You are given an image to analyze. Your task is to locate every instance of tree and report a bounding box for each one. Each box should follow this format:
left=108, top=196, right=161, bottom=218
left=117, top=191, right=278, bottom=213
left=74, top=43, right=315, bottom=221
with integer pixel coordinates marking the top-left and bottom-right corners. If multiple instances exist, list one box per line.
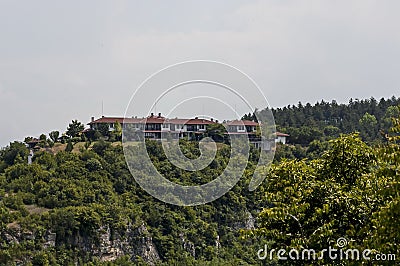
left=248, top=133, right=379, bottom=264
left=323, top=125, right=341, bottom=138
left=66, top=120, right=84, bottom=138
left=38, top=134, right=48, bottom=148
left=382, top=105, right=400, bottom=130
left=92, top=140, right=111, bottom=156
left=114, top=121, right=122, bottom=141
left=98, top=123, right=110, bottom=137
left=84, top=140, right=91, bottom=150
left=47, top=139, right=54, bottom=148
left=65, top=140, right=73, bottom=152
left=0, top=142, right=29, bottom=166
left=321, top=133, right=375, bottom=185
left=206, top=123, right=226, bottom=142
left=109, top=121, right=122, bottom=142
left=86, top=158, right=103, bottom=171
left=49, top=131, right=59, bottom=143
left=24, top=136, right=33, bottom=143
left=359, top=112, right=378, bottom=141
left=33, top=151, right=57, bottom=170
left=39, top=134, right=47, bottom=142
left=366, top=107, right=400, bottom=255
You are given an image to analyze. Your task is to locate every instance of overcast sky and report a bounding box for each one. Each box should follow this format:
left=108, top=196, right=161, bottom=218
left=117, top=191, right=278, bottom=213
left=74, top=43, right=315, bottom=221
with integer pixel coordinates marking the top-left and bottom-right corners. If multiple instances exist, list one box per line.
left=1, top=0, right=399, bottom=147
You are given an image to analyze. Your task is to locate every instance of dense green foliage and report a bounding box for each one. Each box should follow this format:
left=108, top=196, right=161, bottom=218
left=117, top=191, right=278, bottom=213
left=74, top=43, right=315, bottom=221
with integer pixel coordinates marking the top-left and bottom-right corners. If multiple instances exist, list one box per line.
left=0, top=98, right=399, bottom=265
left=0, top=141, right=265, bottom=265
left=256, top=96, right=400, bottom=162
left=257, top=96, right=400, bottom=145
left=245, top=107, right=400, bottom=265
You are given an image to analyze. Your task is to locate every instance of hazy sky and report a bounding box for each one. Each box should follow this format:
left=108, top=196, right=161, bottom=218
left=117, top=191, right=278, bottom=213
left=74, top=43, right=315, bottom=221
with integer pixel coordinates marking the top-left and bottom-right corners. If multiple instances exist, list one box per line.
left=1, top=0, right=399, bottom=147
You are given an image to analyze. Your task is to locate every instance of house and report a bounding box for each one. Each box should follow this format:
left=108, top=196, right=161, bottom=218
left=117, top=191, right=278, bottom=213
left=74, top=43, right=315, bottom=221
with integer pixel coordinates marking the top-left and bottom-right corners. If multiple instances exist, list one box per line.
left=224, top=120, right=258, bottom=134
left=276, top=132, right=289, bottom=144
left=88, top=113, right=217, bottom=140
left=88, top=113, right=288, bottom=146
left=88, top=116, right=134, bottom=131
left=224, top=120, right=260, bottom=144
left=25, top=138, right=40, bottom=149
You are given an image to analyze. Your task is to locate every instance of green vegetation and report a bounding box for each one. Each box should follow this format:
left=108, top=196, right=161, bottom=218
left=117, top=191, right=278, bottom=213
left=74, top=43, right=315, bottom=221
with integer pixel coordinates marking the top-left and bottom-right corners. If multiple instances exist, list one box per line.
left=266, top=96, right=400, bottom=145
left=0, top=98, right=399, bottom=265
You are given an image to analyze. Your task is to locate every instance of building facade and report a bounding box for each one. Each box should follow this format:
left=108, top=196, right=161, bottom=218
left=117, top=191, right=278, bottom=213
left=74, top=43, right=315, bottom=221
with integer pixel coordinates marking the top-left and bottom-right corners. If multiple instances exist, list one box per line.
left=88, top=113, right=289, bottom=147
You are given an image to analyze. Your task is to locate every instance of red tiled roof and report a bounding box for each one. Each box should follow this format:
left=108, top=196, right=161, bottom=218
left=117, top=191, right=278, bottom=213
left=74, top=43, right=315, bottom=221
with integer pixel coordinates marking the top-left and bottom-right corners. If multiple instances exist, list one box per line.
left=89, top=116, right=267, bottom=129
left=88, top=116, right=145, bottom=125
left=89, top=116, right=215, bottom=125
left=169, top=118, right=215, bottom=125
left=141, top=116, right=166, bottom=124
left=276, top=132, right=289, bottom=137
left=124, top=117, right=144, bottom=123
left=89, top=117, right=125, bottom=125
left=225, top=120, right=259, bottom=126
left=143, top=130, right=162, bottom=133
left=225, top=132, right=255, bottom=135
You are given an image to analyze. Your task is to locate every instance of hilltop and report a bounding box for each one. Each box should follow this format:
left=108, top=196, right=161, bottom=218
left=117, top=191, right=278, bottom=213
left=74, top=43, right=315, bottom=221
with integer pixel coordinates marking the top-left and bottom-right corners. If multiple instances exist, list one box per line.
left=0, top=97, right=399, bottom=265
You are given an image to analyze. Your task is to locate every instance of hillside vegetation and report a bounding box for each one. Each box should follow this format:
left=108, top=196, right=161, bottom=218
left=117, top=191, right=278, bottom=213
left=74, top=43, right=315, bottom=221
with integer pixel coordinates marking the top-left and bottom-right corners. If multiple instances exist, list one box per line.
left=0, top=98, right=399, bottom=265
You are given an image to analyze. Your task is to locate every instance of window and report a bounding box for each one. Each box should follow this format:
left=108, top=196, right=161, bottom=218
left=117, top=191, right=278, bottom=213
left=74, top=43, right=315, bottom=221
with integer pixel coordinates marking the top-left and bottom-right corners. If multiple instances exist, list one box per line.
left=199, top=124, right=205, bottom=129
left=162, top=123, right=169, bottom=128
left=238, top=125, right=245, bottom=131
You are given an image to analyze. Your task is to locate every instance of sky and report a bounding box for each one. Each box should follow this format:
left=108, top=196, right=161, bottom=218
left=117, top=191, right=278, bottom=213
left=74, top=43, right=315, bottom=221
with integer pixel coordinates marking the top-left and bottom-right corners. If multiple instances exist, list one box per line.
left=0, top=0, right=399, bottom=147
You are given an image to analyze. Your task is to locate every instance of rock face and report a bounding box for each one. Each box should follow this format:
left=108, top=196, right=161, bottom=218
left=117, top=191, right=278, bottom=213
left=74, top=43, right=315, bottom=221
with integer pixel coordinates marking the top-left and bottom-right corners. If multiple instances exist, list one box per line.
left=3, top=212, right=256, bottom=265
left=43, top=230, right=56, bottom=249
left=2, top=222, right=160, bottom=265
left=244, top=211, right=255, bottom=230
left=89, top=223, right=160, bottom=264
left=232, top=210, right=256, bottom=230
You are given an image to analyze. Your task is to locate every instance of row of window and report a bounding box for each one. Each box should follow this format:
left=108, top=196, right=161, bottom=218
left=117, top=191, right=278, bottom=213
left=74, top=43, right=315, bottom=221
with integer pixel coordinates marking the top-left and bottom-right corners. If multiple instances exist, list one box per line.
left=228, top=125, right=256, bottom=132
left=94, top=123, right=254, bottom=132
left=94, top=123, right=207, bottom=131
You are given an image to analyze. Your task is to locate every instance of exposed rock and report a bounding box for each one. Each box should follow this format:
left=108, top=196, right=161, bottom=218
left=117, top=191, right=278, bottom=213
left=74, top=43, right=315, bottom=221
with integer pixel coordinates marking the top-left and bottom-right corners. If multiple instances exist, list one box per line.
left=91, top=223, right=160, bottom=265
left=22, top=230, right=34, bottom=240
left=245, top=211, right=255, bottom=230
left=3, top=232, right=19, bottom=245
left=130, top=223, right=160, bottom=264
left=179, top=232, right=196, bottom=257
left=43, top=230, right=56, bottom=249
left=232, top=210, right=256, bottom=230
left=3, top=221, right=160, bottom=265
left=215, top=235, right=221, bottom=249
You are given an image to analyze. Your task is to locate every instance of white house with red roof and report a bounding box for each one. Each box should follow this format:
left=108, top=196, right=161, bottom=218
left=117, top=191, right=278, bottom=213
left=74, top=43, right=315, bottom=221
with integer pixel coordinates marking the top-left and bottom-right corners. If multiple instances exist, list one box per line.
left=89, top=113, right=217, bottom=140
left=276, top=132, right=289, bottom=144
left=224, top=120, right=258, bottom=134
left=88, top=113, right=289, bottom=145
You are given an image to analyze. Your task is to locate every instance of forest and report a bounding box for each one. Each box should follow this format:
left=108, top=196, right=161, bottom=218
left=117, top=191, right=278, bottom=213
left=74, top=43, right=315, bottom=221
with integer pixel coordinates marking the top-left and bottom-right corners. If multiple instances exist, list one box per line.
left=0, top=97, right=399, bottom=265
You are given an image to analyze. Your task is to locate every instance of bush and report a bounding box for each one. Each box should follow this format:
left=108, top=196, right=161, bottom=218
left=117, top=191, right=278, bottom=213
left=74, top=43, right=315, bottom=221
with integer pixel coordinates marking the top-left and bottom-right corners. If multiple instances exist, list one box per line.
left=92, top=141, right=111, bottom=156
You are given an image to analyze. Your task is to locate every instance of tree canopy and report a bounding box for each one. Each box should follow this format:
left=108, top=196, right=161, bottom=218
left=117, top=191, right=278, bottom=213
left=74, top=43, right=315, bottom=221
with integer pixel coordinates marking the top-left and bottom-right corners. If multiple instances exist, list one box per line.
left=0, top=99, right=399, bottom=265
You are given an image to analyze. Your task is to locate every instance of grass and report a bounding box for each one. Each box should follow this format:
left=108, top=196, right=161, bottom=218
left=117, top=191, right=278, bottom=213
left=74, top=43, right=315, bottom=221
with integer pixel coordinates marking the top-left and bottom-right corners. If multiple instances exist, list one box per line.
left=40, top=141, right=123, bottom=154
left=24, top=204, right=50, bottom=215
